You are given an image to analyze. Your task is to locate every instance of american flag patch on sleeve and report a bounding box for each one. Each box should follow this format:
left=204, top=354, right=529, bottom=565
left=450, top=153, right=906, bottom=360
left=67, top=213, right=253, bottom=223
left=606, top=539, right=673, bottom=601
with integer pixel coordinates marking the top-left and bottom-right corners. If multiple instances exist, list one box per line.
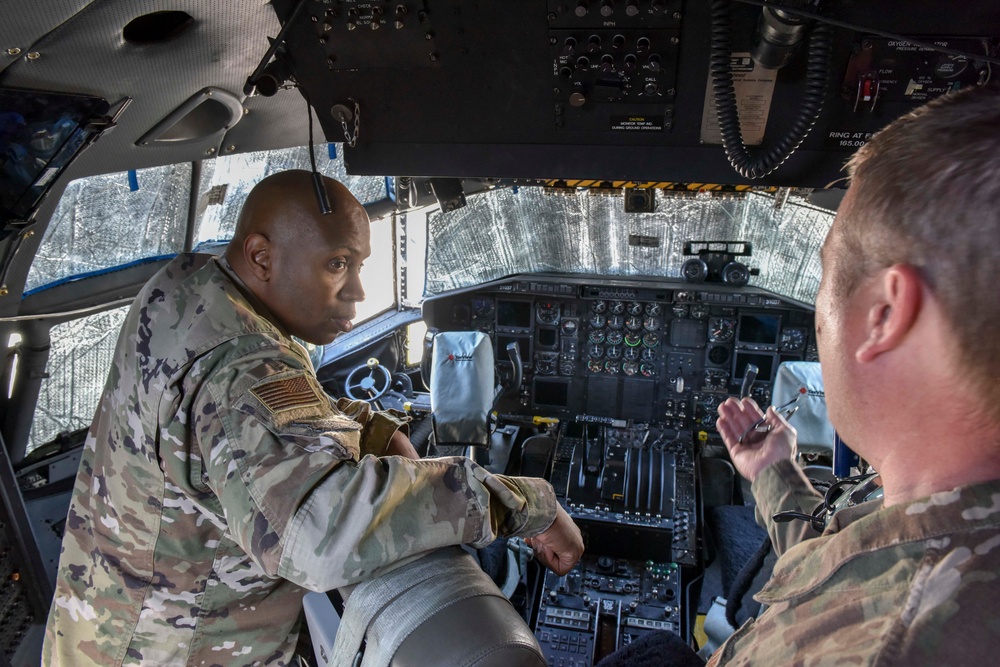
left=249, top=373, right=325, bottom=415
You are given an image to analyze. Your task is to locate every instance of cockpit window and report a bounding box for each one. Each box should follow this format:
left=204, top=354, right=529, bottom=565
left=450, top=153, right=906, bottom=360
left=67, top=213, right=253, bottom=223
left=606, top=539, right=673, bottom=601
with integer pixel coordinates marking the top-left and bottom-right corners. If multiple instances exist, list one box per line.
left=25, top=164, right=191, bottom=292
left=194, top=143, right=386, bottom=244
left=27, top=305, right=128, bottom=452
left=25, top=144, right=386, bottom=293
left=425, top=189, right=833, bottom=305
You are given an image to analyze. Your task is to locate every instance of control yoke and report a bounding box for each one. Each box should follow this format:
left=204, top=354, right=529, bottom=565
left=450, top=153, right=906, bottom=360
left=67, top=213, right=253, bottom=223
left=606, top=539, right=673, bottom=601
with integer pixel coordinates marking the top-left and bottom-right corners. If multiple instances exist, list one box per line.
left=500, top=342, right=523, bottom=399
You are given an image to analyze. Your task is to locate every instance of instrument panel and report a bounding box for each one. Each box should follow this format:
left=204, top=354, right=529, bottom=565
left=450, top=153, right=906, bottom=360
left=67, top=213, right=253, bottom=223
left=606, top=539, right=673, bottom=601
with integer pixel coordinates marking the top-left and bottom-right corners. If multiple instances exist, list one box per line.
left=423, top=274, right=817, bottom=431
left=422, top=273, right=816, bottom=661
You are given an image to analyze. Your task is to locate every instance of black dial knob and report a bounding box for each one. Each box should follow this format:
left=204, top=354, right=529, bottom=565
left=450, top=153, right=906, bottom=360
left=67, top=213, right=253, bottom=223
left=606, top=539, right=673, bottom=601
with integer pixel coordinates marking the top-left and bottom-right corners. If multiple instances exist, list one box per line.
left=576, top=1, right=589, bottom=17
left=600, top=1, right=614, bottom=17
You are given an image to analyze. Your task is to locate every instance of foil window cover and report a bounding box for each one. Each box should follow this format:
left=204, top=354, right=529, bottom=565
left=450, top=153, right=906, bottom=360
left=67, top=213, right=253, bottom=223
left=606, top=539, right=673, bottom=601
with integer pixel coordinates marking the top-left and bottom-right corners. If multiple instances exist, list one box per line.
left=26, top=164, right=191, bottom=291
left=425, top=189, right=834, bottom=305
left=27, top=306, right=127, bottom=452
left=195, top=143, right=386, bottom=243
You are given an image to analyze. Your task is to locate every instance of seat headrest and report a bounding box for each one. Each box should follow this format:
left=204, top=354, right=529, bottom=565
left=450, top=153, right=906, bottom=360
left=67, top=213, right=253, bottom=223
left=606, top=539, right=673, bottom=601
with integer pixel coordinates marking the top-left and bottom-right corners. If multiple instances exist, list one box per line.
left=772, top=361, right=834, bottom=452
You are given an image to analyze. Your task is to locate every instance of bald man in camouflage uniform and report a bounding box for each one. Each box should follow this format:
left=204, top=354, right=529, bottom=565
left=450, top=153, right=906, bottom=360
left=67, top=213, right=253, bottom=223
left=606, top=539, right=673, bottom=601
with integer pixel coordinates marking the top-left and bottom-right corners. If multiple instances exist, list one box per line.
left=43, top=171, right=583, bottom=666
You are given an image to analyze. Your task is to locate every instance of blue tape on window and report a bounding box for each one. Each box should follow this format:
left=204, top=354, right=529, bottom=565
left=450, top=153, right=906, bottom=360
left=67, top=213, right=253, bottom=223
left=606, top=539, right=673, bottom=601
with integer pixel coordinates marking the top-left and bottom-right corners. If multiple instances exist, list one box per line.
left=386, top=177, right=396, bottom=203
left=127, top=170, right=139, bottom=192
left=328, top=143, right=337, bottom=160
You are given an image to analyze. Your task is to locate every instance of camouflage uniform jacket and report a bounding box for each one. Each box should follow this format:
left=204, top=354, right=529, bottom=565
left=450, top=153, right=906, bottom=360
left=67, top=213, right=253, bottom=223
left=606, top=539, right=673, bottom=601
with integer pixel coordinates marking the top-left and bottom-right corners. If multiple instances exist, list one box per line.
left=43, top=253, right=557, bottom=667
left=711, top=458, right=1000, bottom=666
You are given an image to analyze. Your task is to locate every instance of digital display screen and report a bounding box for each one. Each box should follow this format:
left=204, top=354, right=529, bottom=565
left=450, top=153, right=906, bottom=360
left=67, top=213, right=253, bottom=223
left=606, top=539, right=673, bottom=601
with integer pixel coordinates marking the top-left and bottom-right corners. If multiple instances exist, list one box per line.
left=734, top=352, right=775, bottom=381
left=537, top=327, right=558, bottom=348
left=496, top=334, right=530, bottom=363
left=738, top=314, right=780, bottom=345
left=534, top=379, right=569, bottom=407
left=496, top=300, right=532, bottom=328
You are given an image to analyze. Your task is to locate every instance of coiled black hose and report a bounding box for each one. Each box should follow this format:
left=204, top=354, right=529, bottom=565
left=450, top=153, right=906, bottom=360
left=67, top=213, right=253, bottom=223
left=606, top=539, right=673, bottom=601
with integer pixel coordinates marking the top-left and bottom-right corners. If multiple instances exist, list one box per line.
left=710, top=0, right=833, bottom=179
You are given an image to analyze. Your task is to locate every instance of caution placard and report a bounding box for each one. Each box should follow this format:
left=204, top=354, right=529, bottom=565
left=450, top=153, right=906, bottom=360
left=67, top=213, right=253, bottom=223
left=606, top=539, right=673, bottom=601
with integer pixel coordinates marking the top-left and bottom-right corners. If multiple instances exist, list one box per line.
left=700, top=53, right=778, bottom=146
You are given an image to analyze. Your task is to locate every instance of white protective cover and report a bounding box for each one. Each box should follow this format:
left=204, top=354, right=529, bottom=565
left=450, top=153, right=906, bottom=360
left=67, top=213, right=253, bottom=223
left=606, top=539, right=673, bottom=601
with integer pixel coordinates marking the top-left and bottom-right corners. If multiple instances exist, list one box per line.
left=431, top=331, right=495, bottom=446
left=772, top=361, right=834, bottom=454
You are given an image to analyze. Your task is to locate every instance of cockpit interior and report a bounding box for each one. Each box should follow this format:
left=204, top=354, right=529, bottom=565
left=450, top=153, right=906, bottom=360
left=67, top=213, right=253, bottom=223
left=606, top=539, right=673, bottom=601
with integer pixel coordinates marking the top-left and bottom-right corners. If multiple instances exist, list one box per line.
left=1, top=0, right=997, bottom=664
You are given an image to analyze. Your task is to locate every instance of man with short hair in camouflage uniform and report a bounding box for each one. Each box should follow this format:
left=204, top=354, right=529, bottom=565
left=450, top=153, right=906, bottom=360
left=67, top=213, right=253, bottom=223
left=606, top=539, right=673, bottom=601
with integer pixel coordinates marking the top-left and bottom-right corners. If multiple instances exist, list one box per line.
left=42, top=170, right=584, bottom=666
left=710, top=86, right=1000, bottom=664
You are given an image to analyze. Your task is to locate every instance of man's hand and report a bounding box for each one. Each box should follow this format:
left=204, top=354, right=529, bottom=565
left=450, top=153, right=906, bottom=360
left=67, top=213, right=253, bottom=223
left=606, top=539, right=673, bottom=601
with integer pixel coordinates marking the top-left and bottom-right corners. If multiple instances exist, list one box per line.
left=525, top=504, right=584, bottom=576
left=716, top=397, right=797, bottom=483
left=385, top=430, right=420, bottom=460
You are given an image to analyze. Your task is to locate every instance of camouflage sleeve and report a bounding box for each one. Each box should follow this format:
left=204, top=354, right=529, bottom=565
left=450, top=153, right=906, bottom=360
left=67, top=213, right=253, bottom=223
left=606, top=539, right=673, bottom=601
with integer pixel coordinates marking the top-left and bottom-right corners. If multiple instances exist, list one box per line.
left=750, top=458, right=825, bottom=556
left=196, top=354, right=557, bottom=592
left=335, top=397, right=411, bottom=457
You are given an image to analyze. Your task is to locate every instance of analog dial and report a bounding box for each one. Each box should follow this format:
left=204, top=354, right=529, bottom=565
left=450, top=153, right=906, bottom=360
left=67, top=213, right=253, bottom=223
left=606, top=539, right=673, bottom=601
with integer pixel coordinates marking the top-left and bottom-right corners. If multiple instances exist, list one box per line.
left=536, top=302, right=560, bottom=325
left=589, top=344, right=605, bottom=358
left=672, top=303, right=689, bottom=318
left=606, top=345, right=623, bottom=360
left=642, top=332, right=660, bottom=348
left=643, top=316, right=662, bottom=331
left=624, top=346, right=641, bottom=361
left=589, top=329, right=606, bottom=344
left=690, top=303, right=709, bottom=320
left=780, top=328, right=807, bottom=351
left=604, top=360, right=622, bottom=374
left=708, top=317, right=736, bottom=342
left=645, top=302, right=662, bottom=316
left=588, top=359, right=604, bottom=373
left=608, top=315, right=625, bottom=330
left=591, top=300, right=608, bottom=314
left=640, top=363, right=657, bottom=377
left=606, top=330, right=624, bottom=345
left=609, top=300, right=626, bottom=314
left=590, top=313, right=606, bottom=328
left=561, top=319, right=579, bottom=335
left=625, top=316, right=642, bottom=331
left=627, top=301, right=644, bottom=316
left=623, top=360, right=639, bottom=376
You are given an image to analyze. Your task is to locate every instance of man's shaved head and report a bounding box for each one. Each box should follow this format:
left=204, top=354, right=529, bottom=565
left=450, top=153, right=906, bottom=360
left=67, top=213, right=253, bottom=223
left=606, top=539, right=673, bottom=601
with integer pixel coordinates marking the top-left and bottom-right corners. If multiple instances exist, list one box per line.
left=226, top=170, right=372, bottom=345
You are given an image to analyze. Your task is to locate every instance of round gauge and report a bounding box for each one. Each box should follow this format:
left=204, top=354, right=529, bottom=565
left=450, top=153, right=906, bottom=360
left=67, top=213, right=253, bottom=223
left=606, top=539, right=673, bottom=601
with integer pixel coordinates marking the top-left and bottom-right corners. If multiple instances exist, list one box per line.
left=624, top=346, right=641, bottom=361
left=588, top=329, right=606, bottom=344
left=627, top=301, right=644, bottom=316
left=708, top=317, right=735, bottom=342
left=589, top=344, right=605, bottom=358
left=642, top=332, right=660, bottom=348
left=623, top=360, right=639, bottom=376
left=701, top=394, right=720, bottom=410
left=624, top=332, right=642, bottom=347
left=607, top=345, right=623, bottom=360
left=606, top=330, right=624, bottom=345
left=536, top=302, right=560, bottom=325
left=643, top=316, right=662, bottom=331
left=588, top=359, right=604, bottom=373
left=780, top=328, right=806, bottom=351
left=640, top=363, right=657, bottom=377
left=591, top=300, right=608, bottom=314
left=609, top=301, right=626, bottom=314
left=642, top=347, right=657, bottom=362
left=471, top=297, right=494, bottom=318
left=625, top=316, right=642, bottom=331
left=561, top=319, right=579, bottom=335
left=590, top=313, right=606, bottom=328
left=604, top=360, right=622, bottom=374
left=608, top=315, right=625, bottom=330
left=672, top=303, right=689, bottom=318
left=690, top=304, right=709, bottom=320
left=535, top=355, right=558, bottom=375
left=704, top=369, right=728, bottom=391
left=645, top=302, right=662, bottom=317
left=708, top=345, right=730, bottom=366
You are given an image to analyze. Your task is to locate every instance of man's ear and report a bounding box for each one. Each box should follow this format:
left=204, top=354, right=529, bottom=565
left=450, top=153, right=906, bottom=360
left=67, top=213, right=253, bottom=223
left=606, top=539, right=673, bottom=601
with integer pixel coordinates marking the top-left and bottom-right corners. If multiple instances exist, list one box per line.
left=244, top=233, right=272, bottom=282
left=856, top=264, right=922, bottom=363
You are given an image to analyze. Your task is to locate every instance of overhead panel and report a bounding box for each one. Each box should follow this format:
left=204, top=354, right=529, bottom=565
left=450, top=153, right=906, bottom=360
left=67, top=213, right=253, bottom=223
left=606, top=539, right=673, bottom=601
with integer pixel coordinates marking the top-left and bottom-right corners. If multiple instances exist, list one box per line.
left=274, top=0, right=1000, bottom=187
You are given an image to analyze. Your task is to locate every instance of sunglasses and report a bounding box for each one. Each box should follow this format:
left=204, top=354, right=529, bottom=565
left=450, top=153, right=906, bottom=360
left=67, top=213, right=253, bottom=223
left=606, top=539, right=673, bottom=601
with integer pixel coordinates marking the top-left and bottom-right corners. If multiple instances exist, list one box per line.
left=736, top=391, right=803, bottom=445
